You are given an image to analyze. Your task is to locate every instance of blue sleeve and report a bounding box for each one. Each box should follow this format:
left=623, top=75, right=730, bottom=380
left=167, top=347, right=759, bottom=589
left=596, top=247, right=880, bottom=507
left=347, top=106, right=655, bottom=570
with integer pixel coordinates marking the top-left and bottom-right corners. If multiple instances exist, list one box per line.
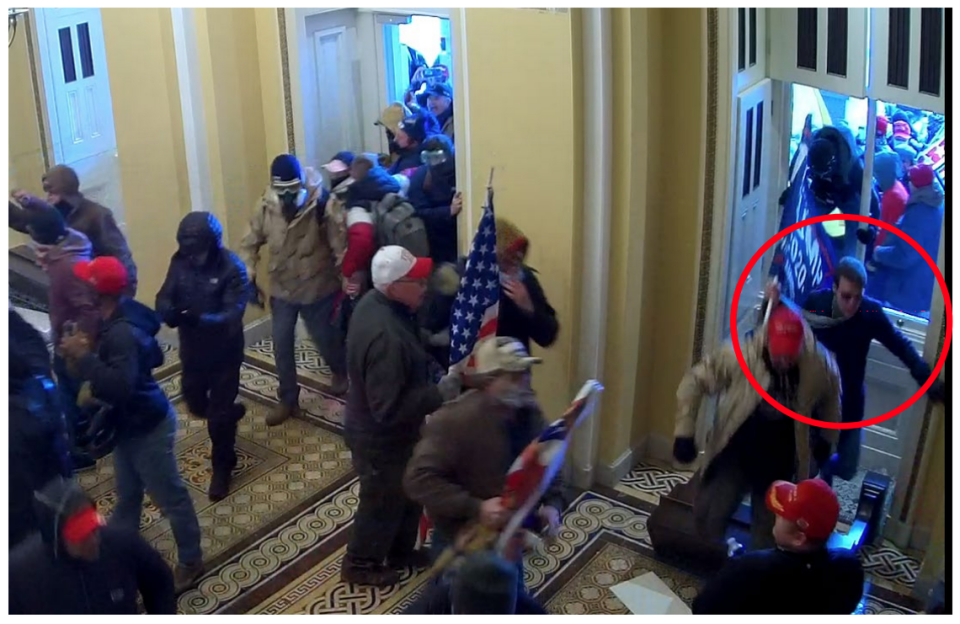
left=873, top=213, right=923, bottom=269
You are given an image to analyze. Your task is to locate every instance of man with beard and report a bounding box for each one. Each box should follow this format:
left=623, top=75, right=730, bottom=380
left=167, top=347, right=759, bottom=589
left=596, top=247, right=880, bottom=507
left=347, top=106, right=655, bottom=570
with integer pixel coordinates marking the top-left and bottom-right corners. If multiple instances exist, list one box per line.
left=673, top=305, right=841, bottom=550
left=156, top=212, right=250, bottom=500
left=407, top=134, right=461, bottom=265
left=9, top=477, right=175, bottom=614
left=342, top=246, right=462, bottom=586
left=770, top=260, right=945, bottom=484
left=240, top=154, right=348, bottom=424
left=11, top=165, right=138, bottom=296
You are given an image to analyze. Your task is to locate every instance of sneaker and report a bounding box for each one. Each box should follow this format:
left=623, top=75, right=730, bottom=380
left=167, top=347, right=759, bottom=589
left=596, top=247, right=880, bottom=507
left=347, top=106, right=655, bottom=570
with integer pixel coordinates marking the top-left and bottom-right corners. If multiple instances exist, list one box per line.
left=341, top=561, right=399, bottom=588
left=208, top=469, right=232, bottom=502
left=387, top=549, right=433, bottom=570
left=329, top=374, right=348, bottom=396
left=174, top=561, right=206, bottom=593
left=266, top=403, right=299, bottom=427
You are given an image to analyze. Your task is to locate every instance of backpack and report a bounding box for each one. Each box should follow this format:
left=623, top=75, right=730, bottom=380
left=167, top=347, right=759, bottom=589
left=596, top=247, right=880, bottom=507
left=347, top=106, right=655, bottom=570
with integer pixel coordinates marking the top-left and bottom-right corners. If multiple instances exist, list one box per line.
left=373, top=193, right=431, bottom=257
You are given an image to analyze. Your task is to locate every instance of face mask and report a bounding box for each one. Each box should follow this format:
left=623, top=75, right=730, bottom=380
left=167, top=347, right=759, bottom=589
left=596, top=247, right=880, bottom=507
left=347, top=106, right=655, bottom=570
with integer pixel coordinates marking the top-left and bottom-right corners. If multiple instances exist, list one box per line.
left=496, top=385, right=535, bottom=410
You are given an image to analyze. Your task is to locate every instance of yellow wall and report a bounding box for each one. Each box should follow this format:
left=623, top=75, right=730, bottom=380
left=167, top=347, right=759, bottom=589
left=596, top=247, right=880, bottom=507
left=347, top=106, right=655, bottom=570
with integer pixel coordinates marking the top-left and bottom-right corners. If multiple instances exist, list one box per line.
left=458, top=8, right=581, bottom=420
left=8, top=18, right=44, bottom=248
left=913, top=406, right=946, bottom=546
left=101, top=8, right=191, bottom=302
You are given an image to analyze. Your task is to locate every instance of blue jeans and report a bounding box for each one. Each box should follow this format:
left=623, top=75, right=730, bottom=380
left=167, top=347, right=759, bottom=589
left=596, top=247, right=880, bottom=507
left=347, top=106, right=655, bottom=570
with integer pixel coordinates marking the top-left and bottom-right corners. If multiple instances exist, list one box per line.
left=52, top=355, right=82, bottom=448
left=110, top=412, right=203, bottom=566
left=271, top=294, right=347, bottom=405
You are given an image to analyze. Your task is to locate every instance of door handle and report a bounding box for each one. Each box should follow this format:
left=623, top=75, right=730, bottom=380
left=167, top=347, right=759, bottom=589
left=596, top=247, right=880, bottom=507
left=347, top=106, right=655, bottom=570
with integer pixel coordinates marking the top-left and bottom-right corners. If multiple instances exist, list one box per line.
left=896, top=318, right=905, bottom=328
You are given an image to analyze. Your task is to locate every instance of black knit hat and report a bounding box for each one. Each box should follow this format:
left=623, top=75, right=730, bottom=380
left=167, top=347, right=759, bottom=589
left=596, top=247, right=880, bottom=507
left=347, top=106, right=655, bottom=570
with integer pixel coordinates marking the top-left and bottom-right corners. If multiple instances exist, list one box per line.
left=451, top=551, right=519, bottom=614
left=27, top=205, right=68, bottom=245
left=271, top=154, right=304, bottom=185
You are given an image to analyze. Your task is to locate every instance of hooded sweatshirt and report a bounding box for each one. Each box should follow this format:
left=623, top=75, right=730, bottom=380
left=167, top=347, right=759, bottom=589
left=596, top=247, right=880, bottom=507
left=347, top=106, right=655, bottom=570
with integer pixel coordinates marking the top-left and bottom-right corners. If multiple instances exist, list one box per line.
left=74, top=298, right=170, bottom=438
left=9, top=478, right=175, bottom=614
left=32, top=228, right=99, bottom=344
left=156, top=212, right=250, bottom=365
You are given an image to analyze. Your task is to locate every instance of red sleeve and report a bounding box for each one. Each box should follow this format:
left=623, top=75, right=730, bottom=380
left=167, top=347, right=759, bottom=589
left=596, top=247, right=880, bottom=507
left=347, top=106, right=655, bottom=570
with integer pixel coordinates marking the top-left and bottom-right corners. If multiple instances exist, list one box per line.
left=342, top=207, right=376, bottom=278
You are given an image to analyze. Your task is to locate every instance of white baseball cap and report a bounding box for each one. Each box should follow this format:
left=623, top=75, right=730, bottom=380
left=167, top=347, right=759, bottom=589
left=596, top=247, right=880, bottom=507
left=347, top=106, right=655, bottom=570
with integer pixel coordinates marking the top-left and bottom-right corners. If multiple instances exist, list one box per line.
left=371, top=245, right=433, bottom=291
left=473, top=336, right=543, bottom=375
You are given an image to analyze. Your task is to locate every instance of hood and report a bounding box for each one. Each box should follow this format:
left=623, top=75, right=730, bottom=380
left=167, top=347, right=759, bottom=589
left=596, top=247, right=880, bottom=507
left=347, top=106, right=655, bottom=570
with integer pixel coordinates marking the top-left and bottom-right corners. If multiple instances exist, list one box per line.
left=352, top=166, right=402, bottom=201
left=112, top=298, right=164, bottom=369
left=176, top=211, right=223, bottom=251
left=810, top=125, right=858, bottom=186
left=31, top=228, right=92, bottom=270
left=33, top=477, right=92, bottom=559
left=906, top=181, right=945, bottom=209
left=873, top=151, right=903, bottom=192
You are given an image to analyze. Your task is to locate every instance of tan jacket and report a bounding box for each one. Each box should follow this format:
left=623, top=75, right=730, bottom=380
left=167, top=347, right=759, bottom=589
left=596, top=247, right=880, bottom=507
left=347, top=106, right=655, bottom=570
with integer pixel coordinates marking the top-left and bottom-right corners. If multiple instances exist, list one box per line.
left=675, top=323, right=841, bottom=480
left=239, top=168, right=340, bottom=304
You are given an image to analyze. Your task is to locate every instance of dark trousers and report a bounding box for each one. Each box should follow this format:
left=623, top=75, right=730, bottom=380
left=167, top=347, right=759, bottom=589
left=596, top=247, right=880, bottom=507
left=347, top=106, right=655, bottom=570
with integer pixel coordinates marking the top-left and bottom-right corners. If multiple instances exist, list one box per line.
left=271, top=294, right=347, bottom=406
left=695, top=415, right=796, bottom=551
left=53, top=355, right=87, bottom=465
left=344, top=443, right=421, bottom=567
left=181, top=349, right=243, bottom=473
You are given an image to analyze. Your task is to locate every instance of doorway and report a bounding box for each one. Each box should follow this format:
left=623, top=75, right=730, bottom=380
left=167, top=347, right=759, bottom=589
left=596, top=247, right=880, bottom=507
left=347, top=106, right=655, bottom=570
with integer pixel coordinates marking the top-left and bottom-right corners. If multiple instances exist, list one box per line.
left=32, top=8, right=124, bottom=227
left=291, top=8, right=453, bottom=171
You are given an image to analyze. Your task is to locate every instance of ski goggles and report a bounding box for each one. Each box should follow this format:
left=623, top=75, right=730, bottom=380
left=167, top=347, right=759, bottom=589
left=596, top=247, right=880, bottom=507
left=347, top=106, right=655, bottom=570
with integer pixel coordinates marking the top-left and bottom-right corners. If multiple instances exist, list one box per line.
left=421, top=149, right=450, bottom=167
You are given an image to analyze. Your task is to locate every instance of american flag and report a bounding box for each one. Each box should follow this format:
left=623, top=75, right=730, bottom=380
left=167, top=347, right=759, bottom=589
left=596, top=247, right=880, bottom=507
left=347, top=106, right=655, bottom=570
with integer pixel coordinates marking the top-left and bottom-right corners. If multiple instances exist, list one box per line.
left=448, top=202, right=500, bottom=373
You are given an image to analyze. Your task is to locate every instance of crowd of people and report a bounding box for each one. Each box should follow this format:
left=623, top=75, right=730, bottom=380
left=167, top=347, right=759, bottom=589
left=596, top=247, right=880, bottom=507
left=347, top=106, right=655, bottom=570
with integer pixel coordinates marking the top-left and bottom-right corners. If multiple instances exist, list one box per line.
left=6, top=80, right=946, bottom=614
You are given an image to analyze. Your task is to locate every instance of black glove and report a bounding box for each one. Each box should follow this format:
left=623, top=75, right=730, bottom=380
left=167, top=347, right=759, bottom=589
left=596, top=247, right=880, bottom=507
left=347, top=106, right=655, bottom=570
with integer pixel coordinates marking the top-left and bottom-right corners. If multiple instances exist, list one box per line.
left=163, top=309, right=181, bottom=329
left=927, top=379, right=946, bottom=404
left=180, top=308, right=201, bottom=328
left=856, top=227, right=876, bottom=246
left=811, top=435, right=832, bottom=467
left=673, top=437, right=698, bottom=464
left=778, top=186, right=792, bottom=207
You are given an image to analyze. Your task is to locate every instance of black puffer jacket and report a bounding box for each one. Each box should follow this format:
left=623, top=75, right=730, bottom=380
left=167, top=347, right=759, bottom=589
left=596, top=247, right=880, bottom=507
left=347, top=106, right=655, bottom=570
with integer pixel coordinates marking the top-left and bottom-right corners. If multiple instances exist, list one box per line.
left=9, top=478, right=175, bottom=614
left=74, top=298, right=170, bottom=439
left=9, top=309, right=72, bottom=548
left=408, top=162, right=458, bottom=265
left=345, top=290, right=443, bottom=453
left=389, top=147, right=424, bottom=174
left=155, top=212, right=250, bottom=365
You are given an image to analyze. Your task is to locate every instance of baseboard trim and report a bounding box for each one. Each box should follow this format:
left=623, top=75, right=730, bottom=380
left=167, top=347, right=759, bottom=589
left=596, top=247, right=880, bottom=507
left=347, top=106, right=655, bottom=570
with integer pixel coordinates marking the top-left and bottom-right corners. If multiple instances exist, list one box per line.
left=596, top=447, right=636, bottom=488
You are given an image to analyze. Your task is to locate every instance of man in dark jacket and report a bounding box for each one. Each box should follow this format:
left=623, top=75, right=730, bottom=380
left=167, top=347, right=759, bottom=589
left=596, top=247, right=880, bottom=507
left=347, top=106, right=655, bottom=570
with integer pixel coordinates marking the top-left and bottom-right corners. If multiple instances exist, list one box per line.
left=9, top=477, right=175, bottom=614
left=407, top=134, right=460, bottom=265
left=693, top=478, right=864, bottom=614
left=404, top=336, right=563, bottom=614
left=11, top=164, right=138, bottom=295
left=779, top=259, right=945, bottom=482
left=494, top=218, right=560, bottom=354
left=24, top=207, right=100, bottom=470
left=58, top=256, right=204, bottom=592
left=425, top=82, right=455, bottom=142
left=342, top=245, right=462, bottom=586
left=156, top=212, right=250, bottom=501
left=388, top=110, right=441, bottom=175
left=9, top=308, right=73, bottom=549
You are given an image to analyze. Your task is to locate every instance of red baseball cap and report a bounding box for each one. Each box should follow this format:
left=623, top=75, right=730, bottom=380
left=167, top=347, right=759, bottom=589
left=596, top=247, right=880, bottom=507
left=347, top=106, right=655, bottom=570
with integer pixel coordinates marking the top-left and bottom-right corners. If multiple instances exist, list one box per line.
left=767, top=306, right=805, bottom=359
left=62, top=505, right=106, bottom=545
left=73, top=256, right=129, bottom=296
left=909, top=163, right=935, bottom=189
left=766, top=478, right=839, bottom=541
left=875, top=116, right=888, bottom=137
left=892, top=120, right=912, bottom=140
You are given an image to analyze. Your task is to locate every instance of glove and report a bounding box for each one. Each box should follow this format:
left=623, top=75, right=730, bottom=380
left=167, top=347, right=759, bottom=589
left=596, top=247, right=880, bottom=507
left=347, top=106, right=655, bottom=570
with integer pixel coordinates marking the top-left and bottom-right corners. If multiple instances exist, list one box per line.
left=163, top=308, right=181, bottom=328
left=778, top=186, right=791, bottom=207
left=180, top=308, right=201, bottom=328
left=927, top=379, right=946, bottom=404
left=673, top=437, right=698, bottom=464
left=856, top=227, right=876, bottom=246
left=437, top=372, right=462, bottom=402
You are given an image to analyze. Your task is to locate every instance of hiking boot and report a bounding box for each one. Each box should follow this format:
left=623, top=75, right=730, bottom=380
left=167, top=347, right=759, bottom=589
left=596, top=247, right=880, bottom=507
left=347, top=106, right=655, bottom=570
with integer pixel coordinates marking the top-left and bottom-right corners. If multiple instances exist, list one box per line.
left=341, top=561, right=399, bottom=588
left=266, top=403, right=299, bottom=427
left=174, top=561, right=206, bottom=593
left=329, top=374, right=348, bottom=396
left=387, top=549, right=433, bottom=570
left=208, top=469, right=233, bottom=502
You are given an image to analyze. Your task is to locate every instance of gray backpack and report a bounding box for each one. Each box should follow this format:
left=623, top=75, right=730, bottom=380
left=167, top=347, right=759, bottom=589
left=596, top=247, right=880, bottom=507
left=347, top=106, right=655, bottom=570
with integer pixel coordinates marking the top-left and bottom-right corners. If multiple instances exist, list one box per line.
left=372, top=193, right=431, bottom=258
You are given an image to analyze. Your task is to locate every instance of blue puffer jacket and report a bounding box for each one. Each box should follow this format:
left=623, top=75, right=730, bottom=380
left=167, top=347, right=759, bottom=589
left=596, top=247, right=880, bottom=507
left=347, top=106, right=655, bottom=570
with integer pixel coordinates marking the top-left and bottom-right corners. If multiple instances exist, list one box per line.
left=872, top=183, right=944, bottom=316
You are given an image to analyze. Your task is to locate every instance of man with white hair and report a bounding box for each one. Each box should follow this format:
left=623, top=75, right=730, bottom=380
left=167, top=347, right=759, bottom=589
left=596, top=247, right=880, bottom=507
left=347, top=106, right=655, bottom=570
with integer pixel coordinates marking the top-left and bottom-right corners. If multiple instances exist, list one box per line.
left=341, top=245, right=461, bottom=586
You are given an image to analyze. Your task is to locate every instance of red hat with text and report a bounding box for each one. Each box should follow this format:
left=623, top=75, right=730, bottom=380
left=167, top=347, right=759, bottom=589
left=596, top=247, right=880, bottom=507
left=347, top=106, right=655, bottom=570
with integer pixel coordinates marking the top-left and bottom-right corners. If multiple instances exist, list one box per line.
left=766, top=478, right=840, bottom=541
left=908, top=163, right=935, bottom=189
left=766, top=305, right=805, bottom=359
left=371, top=245, right=433, bottom=292
left=73, top=256, right=129, bottom=296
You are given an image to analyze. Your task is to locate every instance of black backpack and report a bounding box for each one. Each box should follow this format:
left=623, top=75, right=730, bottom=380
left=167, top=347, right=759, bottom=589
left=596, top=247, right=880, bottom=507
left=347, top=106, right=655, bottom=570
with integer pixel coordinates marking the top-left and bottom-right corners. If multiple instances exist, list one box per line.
left=373, top=193, right=431, bottom=258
